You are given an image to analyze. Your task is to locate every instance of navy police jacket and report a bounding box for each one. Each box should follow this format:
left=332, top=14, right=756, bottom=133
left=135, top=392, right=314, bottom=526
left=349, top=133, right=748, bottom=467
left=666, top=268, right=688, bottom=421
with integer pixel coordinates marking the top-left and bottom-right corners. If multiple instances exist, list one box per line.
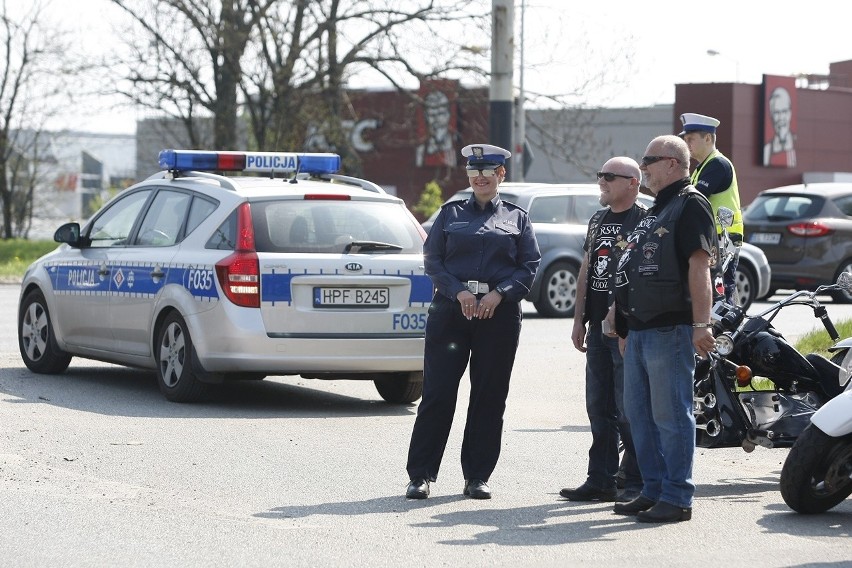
left=424, top=194, right=540, bottom=303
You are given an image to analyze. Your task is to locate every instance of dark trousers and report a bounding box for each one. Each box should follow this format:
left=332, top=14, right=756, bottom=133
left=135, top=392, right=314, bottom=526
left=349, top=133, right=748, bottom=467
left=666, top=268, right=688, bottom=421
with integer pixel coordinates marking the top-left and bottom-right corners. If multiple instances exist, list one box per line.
left=406, top=294, right=522, bottom=482
left=585, top=323, right=642, bottom=492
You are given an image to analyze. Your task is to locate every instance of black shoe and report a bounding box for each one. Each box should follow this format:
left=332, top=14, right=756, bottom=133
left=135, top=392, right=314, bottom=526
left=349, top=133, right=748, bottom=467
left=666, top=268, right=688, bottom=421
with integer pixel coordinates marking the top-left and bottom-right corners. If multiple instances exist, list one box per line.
left=463, top=479, right=492, bottom=499
left=636, top=501, right=691, bottom=523
left=406, top=478, right=430, bottom=499
left=559, top=482, right=618, bottom=502
left=613, top=495, right=656, bottom=515
left=615, top=489, right=641, bottom=503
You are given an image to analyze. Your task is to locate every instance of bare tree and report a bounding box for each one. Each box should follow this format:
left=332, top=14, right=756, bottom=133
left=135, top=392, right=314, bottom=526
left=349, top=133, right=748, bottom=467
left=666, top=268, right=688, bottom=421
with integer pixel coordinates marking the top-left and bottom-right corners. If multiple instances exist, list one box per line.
left=0, top=0, right=72, bottom=239
left=109, top=0, right=482, bottom=158
left=243, top=1, right=482, bottom=171
left=109, top=0, right=278, bottom=149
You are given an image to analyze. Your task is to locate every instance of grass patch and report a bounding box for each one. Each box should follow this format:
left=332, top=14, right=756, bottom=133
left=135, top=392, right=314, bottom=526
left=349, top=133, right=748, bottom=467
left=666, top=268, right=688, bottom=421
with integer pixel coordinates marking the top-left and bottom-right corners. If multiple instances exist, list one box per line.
left=0, top=239, right=59, bottom=281
left=794, top=319, right=852, bottom=359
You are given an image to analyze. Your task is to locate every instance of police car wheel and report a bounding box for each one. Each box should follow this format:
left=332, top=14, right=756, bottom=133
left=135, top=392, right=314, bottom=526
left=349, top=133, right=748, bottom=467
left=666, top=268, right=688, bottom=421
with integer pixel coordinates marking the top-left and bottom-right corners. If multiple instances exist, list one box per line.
left=156, top=312, right=207, bottom=402
left=374, top=371, right=423, bottom=404
left=18, top=289, right=72, bottom=374
left=533, top=261, right=578, bottom=318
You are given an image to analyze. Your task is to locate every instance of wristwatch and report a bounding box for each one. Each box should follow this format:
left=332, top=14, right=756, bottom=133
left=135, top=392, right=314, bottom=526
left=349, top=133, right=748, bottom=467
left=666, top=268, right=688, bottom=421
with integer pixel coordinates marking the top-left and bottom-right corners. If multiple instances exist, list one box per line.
left=495, top=286, right=506, bottom=298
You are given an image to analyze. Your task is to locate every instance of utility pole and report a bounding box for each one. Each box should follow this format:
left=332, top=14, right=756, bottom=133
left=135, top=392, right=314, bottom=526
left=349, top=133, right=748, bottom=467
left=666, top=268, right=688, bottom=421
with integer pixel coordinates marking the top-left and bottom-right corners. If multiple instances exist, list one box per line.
left=490, top=0, right=514, bottom=180
left=515, top=0, right=525, bottom=181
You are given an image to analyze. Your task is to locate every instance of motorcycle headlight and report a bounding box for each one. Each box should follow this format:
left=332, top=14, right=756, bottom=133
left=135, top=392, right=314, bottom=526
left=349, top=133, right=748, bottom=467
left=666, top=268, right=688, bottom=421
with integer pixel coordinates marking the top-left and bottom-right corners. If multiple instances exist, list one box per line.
left=715, top=333, right=735, bottom=356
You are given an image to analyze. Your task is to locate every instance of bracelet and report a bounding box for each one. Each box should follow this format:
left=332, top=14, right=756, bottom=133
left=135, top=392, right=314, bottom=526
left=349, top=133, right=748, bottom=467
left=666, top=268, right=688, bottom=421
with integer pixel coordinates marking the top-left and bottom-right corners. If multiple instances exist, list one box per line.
left=692, top=322, right=712, bottom=328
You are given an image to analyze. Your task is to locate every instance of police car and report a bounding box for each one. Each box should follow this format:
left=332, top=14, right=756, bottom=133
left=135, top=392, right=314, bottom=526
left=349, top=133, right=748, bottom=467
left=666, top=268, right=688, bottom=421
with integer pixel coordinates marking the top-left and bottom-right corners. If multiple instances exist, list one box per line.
left=18, top=150, right=431, bottom=403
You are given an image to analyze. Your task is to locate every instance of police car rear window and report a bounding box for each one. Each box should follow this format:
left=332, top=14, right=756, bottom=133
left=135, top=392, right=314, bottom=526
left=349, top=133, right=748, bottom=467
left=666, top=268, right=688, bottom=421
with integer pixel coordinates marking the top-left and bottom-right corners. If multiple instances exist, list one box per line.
left=251, top=200, right=423, bottom=254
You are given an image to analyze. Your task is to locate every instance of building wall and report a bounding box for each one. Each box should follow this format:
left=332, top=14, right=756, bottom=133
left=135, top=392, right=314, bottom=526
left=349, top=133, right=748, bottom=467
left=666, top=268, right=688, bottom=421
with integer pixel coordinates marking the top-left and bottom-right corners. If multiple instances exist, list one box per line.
left=675, top=80, right=852, bottom=206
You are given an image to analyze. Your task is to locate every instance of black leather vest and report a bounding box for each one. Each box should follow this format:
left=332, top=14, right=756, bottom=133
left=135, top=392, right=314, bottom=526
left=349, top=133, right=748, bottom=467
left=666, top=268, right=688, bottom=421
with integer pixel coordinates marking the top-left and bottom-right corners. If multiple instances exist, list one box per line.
left=615, top=187, right=700, bottom=323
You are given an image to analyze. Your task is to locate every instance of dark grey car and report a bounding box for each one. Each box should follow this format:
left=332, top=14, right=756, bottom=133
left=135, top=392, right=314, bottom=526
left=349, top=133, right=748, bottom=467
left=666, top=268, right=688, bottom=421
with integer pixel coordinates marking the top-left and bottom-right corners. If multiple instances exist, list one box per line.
left=744, top=182, right=852, bottom=302
left=424, top=183, right=771, bottom=317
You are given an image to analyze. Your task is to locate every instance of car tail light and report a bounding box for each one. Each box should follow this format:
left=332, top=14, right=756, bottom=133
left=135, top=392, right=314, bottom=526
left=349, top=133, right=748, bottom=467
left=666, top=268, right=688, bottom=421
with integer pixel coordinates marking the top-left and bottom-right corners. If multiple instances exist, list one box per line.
left=215, top=203, right=260, bottom=308
left=787, top=221, right=833, bottom=237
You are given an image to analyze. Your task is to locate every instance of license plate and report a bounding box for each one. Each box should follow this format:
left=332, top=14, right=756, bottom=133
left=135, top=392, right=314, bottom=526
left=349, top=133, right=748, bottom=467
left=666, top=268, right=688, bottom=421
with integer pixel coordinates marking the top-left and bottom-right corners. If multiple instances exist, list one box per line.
left=749, top=232, right=781, bottom=245
left=313, top=287, right=389, bottom=308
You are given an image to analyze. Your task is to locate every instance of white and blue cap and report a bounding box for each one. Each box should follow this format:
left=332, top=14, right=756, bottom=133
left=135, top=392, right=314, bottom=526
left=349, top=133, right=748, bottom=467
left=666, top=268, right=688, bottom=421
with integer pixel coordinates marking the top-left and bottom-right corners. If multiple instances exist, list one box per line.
left=678, top=113, right=720, bottom=137
left=461, top=143, right=511, bottom=169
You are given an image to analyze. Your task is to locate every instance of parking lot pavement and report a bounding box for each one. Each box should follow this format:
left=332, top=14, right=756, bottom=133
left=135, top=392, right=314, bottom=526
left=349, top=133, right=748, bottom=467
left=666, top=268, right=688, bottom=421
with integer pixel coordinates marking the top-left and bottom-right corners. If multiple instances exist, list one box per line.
left=0, top=289, right=850, bottom=566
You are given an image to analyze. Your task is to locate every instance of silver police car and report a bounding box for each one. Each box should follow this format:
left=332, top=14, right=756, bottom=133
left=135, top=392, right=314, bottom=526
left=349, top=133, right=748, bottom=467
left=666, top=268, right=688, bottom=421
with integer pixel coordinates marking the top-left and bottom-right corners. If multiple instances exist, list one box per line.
left=18, top=150, right=431, bottom=403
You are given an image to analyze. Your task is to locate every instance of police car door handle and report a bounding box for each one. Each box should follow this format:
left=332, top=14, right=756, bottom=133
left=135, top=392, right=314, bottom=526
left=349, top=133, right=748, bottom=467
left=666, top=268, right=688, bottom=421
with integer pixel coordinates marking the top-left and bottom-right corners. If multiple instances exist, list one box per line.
left=98, top=264, right=110, bottom=276
left=150, top=267, right=165, bottom=278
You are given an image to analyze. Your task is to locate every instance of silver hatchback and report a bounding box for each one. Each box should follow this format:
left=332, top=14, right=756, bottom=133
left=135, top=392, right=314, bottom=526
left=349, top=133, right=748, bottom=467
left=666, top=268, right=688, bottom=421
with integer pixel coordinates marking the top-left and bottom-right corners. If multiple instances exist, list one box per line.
left=424, top=183, right=770, bottom=315
left=18, top=150, right=430, bottom=403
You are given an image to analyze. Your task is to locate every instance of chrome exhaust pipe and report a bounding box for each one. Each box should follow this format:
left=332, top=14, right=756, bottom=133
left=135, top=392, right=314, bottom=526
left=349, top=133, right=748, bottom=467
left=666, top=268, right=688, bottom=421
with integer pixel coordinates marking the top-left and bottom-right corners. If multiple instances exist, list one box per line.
left=696, top=419, right=721, bottom=437
left=693, top=393, right=717, bottom=410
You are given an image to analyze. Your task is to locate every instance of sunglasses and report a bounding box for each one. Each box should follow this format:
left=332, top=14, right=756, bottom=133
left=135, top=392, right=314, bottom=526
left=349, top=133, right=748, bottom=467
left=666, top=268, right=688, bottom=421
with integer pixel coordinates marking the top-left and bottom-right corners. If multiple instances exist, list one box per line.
left=596, top=172, right=634, bottom=182
left=466, top=168, right=498, bottom=178
left=641, top=155, right=680, bottom=166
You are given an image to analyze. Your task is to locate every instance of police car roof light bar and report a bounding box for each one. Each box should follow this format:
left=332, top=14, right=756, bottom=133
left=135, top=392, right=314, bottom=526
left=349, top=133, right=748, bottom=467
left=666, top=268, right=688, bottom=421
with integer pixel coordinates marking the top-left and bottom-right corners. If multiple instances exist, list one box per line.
left=157, top=149, right=341, bottom=175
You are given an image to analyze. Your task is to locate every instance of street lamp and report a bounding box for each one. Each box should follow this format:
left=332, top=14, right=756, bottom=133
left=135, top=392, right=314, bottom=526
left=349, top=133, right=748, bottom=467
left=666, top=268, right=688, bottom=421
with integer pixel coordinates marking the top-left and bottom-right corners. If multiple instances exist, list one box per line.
left=707, top=49, right=740, bottom=83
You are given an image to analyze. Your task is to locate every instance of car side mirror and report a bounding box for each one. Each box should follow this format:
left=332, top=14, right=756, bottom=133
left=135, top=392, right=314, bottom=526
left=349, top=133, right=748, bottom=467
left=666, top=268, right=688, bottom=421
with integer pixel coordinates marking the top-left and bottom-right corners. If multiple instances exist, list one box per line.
left=54, top=222, right=82, bottom=247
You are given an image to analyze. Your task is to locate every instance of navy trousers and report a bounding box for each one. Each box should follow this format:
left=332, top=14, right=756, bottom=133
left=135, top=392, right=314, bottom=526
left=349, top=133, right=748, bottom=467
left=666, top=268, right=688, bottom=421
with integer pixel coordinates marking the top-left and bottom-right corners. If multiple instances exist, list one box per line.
left=406, top=293, right=522, bottom=482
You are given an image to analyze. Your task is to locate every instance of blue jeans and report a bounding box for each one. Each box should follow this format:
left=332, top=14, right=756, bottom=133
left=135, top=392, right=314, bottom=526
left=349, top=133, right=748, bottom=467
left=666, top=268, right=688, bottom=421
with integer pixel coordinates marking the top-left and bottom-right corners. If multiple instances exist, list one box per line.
left=585, top=323, right=642, bottom=492
left=623, top=325, right=696, bottom=508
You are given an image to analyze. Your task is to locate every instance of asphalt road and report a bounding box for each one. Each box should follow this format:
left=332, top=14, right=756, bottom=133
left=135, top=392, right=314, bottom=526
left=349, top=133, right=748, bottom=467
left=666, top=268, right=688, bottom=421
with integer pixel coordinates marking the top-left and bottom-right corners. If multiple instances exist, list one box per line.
left=1, top=284, right=850, bottom=567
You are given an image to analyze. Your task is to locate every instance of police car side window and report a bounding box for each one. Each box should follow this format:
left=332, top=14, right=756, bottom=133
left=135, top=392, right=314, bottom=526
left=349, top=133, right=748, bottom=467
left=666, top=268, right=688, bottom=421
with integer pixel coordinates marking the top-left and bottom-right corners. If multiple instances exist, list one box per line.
left=88, top=190, right=151, bottom=248
left=135, top=190, right=192, bottom=247
left=207, top=211, right=237, bottom=250
left=186, top=196, right=218, bottom=236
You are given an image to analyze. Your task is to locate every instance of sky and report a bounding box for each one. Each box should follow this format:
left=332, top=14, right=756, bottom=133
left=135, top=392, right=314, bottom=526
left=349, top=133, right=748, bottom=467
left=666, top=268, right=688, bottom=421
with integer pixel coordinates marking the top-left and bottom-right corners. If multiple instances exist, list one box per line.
left=45, top=0, right=852, bottom=134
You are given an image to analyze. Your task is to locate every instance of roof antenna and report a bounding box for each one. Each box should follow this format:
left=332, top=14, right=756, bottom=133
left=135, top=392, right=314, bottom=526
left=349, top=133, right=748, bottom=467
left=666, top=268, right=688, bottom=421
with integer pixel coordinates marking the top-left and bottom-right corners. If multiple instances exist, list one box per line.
left=289, top=160, right=301, bottom=184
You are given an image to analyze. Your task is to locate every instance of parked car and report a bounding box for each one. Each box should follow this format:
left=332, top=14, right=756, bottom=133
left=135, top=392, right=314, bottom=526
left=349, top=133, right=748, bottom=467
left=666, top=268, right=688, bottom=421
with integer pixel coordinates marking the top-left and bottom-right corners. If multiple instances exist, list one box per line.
left=744, top=183, right=852, bottom=303
left=18, top=150, right=431, bottom=404
left=423, top=183, right=771, bottom=316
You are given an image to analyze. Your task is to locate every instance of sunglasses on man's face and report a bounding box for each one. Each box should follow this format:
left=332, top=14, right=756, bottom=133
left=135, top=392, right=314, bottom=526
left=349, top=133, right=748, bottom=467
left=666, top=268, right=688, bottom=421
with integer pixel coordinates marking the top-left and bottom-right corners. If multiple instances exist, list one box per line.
left=641, top=155, right=679, bottom=166
left=466, top=168, right=498, bottom=178
left=596, top=172, right=633, bottom=182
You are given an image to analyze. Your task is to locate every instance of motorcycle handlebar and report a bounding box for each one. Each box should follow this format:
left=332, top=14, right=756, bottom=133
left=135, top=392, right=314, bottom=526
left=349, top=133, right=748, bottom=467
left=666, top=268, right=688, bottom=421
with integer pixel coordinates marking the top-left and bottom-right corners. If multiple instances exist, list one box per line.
left=814, top=305, right=840, bottom=342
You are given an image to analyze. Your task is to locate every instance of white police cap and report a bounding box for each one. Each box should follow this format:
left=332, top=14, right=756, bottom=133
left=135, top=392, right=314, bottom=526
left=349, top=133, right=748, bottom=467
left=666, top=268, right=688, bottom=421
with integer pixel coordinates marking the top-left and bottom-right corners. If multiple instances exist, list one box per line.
left=461, top=143, right=511, bottom=167
left=679, top=113, right=720, bottom=137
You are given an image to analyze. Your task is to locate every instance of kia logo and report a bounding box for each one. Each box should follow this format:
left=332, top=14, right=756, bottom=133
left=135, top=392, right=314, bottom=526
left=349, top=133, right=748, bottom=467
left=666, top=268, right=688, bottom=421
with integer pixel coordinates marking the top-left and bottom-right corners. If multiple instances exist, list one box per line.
left=345, top=262, right=363, bottom=272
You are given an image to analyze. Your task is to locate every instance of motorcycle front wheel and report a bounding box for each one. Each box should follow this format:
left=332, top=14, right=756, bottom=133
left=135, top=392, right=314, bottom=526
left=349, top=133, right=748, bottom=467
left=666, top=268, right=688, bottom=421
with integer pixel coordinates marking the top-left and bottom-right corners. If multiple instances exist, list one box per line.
left=780, top=423, right=852, bottom=513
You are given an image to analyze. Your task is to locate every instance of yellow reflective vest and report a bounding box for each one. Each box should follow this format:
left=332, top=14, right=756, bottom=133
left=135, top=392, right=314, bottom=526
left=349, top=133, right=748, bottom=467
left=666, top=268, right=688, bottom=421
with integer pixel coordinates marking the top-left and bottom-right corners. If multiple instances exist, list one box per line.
left=690, top=150, right=744, bottom=241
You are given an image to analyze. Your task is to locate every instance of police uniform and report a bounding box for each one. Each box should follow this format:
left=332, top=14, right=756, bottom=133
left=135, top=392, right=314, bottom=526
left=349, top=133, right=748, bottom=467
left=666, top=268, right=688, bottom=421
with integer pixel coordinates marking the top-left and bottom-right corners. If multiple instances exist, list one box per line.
left=405, top=144, right=541, bottom=498
left=680, top=113, right=743, bottom=303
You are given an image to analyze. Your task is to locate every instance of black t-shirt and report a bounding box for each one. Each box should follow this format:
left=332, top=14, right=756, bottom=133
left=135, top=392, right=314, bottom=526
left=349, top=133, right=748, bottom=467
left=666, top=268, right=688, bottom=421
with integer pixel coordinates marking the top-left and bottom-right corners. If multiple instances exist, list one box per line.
left=583, top=208, right=632, bottom=323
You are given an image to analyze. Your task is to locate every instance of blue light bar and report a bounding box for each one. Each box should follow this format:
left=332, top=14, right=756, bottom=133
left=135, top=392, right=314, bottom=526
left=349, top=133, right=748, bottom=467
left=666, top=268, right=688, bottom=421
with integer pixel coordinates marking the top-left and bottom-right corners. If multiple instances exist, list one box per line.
left=157, top=150, right=341, bottom=175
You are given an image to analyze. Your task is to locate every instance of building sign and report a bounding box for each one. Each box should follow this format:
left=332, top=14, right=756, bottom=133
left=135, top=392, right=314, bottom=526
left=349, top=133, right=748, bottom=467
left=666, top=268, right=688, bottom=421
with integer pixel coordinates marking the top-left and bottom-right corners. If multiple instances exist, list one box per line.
left=415, top=79, right=459, bottom=167
left=762, top=75, right=797, bottom=168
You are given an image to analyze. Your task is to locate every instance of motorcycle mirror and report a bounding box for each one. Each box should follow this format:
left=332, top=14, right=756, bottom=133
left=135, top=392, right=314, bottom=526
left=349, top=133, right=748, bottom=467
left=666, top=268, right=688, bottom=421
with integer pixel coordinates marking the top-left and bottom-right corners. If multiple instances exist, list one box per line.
left=836, top=271, right=852, bottom=292
left=717, top=207, right=734, bottom=228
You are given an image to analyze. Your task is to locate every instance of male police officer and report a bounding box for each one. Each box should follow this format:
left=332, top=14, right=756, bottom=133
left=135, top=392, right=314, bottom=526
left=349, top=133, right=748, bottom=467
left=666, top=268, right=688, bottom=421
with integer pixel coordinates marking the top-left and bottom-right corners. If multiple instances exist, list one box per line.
left=679, top=113, right=743, bottom=304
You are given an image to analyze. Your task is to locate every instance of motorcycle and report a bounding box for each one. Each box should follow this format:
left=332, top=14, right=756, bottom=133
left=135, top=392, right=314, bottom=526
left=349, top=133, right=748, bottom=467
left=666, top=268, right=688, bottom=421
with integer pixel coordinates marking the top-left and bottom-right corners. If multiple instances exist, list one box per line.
left=693, top=271, right=852, bottom=453
left=780, top=371, right=852, bottom=513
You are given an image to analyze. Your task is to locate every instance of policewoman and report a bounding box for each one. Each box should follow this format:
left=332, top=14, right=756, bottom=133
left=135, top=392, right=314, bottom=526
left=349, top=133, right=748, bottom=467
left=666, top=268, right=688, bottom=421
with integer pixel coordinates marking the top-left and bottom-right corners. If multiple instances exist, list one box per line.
left=405, top=144, right=541, bottom=500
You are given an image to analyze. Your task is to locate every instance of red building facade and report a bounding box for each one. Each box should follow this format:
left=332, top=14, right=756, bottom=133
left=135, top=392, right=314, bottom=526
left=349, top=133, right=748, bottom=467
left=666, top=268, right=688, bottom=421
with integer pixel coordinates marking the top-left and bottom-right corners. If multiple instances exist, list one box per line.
left=675, top=60, right=852, bottom=206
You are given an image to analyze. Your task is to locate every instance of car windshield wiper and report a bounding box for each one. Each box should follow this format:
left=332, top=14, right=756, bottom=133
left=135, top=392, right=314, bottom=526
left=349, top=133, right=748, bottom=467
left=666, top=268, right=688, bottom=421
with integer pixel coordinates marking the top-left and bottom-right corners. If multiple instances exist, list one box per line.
left=343, top=240, right=403, bottom=253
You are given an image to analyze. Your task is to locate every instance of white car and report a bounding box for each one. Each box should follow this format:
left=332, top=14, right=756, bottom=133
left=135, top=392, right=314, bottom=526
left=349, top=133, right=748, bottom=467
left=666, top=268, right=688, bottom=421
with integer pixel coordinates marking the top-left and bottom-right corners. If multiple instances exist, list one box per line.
left=18, top=150, right=430, bottom=403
